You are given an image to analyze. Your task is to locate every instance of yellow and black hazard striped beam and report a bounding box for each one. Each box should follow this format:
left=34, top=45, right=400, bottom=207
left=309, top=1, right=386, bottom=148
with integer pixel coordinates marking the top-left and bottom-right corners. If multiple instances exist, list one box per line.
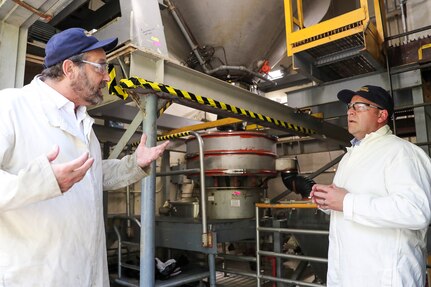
left=157, top=100, right=171, bottom=118
left=108, top=64, right=171, bottom=118
left=108, top=64, right=128, bottom=99
left=157, top=131, right=191, bottom=141
left=130, top=131, right=191, bottom=147
left=108, top=72, right=316, bottom=137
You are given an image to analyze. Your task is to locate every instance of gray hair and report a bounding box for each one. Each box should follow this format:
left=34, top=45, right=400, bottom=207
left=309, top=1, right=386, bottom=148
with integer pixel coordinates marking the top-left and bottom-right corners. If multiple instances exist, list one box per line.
left=40, top=53, right=86, bottom=81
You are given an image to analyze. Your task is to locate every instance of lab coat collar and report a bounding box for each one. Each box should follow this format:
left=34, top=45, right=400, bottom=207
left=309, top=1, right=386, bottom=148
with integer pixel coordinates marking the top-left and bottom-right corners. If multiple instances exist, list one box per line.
left=347, top=125, right=392, bottom=151
left=32, top=76, right=94, bottom=140
left=361, top=125, right=392, bottom=143
left=34, top=76, right=88, bottom=113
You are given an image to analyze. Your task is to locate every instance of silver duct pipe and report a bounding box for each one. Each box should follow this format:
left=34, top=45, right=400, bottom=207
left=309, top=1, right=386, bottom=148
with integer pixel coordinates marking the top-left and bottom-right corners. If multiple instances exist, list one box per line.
left=165, top=0, right=210, bottom=71
left=399, top=0, right=408, bottom=41
left=164, top=0, right=276, bottom=86
left=205, top=65, right=277, bottom=85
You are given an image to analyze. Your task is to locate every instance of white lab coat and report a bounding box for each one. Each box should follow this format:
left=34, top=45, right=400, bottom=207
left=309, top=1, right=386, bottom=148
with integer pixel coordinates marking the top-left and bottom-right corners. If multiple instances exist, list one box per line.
left=0, top=77, right=148, bottom=286
left=328, top=125, right=431, bottom=286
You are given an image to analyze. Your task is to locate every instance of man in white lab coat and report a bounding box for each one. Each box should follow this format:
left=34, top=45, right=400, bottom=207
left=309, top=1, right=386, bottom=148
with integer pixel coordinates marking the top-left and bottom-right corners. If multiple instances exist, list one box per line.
left=0, top=28, right=169, bottom=286
left=311, top=85, right=431, bottom=286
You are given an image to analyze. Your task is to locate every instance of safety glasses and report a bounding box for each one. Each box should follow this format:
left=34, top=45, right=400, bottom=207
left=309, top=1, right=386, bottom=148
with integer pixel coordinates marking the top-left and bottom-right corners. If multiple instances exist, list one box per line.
left=79, top=60, right=109, bottom=74
left=347, top=102, right=383, bottom=112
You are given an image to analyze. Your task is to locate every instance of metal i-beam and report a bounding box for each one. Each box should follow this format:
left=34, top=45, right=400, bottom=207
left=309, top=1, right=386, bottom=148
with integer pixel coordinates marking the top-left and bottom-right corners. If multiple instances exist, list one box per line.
left=286, top=70, right=422, bottom=108
left=124, top=49, right=351, bottom=146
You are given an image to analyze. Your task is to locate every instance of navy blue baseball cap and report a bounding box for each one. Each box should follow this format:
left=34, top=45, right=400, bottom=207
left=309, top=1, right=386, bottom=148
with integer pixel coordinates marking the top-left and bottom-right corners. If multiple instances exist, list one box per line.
left=337, top=85, right=394, bottom=116
left=44, top=28, right=118, bottom=67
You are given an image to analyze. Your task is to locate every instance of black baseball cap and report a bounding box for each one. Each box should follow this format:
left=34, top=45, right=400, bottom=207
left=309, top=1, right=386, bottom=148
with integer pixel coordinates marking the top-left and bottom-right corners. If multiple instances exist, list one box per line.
left=337, top=85, right=394, bottom=116
left=44, top=28, right=118, bottom=68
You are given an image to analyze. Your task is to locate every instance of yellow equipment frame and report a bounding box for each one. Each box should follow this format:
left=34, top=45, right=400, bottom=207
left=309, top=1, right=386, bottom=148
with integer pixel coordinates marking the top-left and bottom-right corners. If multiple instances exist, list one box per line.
left=284, top=0, right=386, bottom=64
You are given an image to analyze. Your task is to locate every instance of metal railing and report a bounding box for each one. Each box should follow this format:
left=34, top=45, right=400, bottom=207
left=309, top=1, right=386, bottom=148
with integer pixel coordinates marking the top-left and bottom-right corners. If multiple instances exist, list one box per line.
left=255, top=205, right=329, bottom=287
left=113, top=215, right=141, bottom=286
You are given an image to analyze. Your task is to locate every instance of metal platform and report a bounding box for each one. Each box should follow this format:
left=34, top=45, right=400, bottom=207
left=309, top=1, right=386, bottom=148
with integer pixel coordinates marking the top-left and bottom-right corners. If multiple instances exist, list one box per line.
left=112, top=265, right=209, bottom=287
left=214, top=272, right=257, bottom=286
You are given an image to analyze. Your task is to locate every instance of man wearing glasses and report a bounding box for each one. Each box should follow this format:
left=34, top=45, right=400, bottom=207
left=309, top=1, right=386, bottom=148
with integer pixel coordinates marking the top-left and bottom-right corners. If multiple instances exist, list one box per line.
left=311, top=85, right=431, bottom=286
left=0, top=28, right=169, bottom=286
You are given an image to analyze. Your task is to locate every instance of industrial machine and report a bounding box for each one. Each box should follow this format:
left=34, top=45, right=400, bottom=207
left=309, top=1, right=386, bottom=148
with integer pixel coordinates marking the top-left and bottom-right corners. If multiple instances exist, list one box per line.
left=159, top=130, right=330, bottom=286
left=180, top=131, right=277, bottom=219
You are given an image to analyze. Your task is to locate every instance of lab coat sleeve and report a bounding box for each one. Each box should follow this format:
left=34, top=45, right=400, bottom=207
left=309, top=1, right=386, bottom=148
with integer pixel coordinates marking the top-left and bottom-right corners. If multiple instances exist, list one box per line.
left=102, top=153, right=149, bottom=190
left=0, top=156, right=62, bottom=212
left=343, top=153, right=431, bottom=229
left=0, top=102, right=62, bottom=212
left=0, top=93, right=62, bottom=213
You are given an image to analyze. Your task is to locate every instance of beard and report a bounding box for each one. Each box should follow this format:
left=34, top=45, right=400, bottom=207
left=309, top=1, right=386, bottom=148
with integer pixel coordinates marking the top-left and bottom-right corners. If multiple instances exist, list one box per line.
left=70, top=69, right=105, bottom=105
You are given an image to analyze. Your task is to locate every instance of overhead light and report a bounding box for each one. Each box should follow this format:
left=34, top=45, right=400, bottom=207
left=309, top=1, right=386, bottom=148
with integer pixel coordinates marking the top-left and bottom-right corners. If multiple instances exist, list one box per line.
left=268, top=69, right=284, bottom=80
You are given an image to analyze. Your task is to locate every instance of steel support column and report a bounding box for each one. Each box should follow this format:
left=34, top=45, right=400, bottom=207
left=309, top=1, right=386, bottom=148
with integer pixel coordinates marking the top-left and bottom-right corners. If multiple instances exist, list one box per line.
left=0, top=23, right=26, bottom=89
left=140, top=59, right=165, bottom=286
left=140, top=93, right=158, bottom=287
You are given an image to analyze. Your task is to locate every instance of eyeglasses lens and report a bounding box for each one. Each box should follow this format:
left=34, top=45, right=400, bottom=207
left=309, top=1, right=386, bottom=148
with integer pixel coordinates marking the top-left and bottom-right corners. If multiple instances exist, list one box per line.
left=347, top=103, right=369, bottom=111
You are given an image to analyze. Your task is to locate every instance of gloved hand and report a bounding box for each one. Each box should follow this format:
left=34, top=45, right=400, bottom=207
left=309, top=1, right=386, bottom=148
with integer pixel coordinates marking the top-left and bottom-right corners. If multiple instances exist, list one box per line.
left=281, top=172, right=315, bottom=198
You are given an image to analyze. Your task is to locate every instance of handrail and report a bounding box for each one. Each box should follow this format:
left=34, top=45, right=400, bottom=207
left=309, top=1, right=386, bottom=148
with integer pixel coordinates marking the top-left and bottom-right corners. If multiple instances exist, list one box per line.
left=188, top=131, right=211, bottom=247
left=385, top=24, right=431, bottom=41
left=112, top=215, right=142, bottom=228
left=255, top=205, right=328, bottom=286
left=258, top=226, right=329, bottom=236
left=155, top=131, right=208, bottom=242
left=113, top=216, right=142, bottom=281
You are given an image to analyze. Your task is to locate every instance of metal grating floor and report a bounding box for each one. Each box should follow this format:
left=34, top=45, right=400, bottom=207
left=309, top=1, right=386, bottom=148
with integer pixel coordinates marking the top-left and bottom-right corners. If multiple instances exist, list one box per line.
left=214, top=272, right=257, bottom=286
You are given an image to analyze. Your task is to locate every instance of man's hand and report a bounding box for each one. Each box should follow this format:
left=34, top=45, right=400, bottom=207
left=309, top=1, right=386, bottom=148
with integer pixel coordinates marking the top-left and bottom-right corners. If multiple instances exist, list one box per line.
left=311, top=183, right=348, bottom=212
left=136, top=134, right=170, bottom=168
left=47, top=145, right=94, bottom=193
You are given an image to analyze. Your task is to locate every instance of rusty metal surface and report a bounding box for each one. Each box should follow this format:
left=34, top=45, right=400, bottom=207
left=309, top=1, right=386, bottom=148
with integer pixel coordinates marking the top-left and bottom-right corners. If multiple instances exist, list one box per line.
left=305, top=30, right=365, bottom=58
left=388, top=35, right=431, bottom=67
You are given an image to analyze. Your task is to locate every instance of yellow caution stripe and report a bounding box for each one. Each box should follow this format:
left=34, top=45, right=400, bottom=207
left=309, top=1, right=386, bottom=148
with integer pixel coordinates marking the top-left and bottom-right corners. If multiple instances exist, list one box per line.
left=158, top=101, right=171, bottom=118
left=130, top=131, right=191, bottom=147
left=157, top=131, right=191, bottom=141
left=110, top=75, right=316, bottom=136
left=108, top=64, right=128, bottom=100
left=108, top=65, right=171, bottom=118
